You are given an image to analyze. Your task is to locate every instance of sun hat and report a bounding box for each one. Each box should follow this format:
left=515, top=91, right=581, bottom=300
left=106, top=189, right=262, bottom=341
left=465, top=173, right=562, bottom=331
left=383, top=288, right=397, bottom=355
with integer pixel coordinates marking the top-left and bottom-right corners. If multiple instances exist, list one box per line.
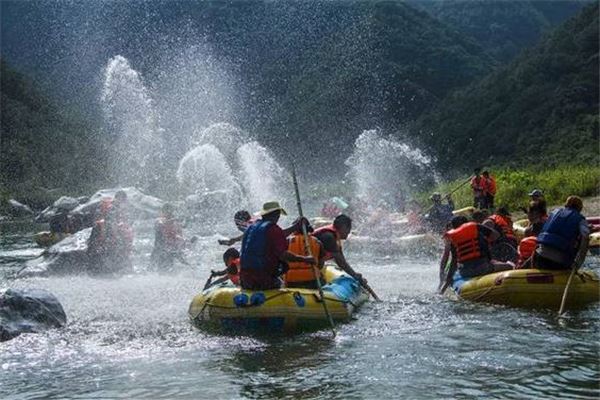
left=258, top=201, right=288, bottom=216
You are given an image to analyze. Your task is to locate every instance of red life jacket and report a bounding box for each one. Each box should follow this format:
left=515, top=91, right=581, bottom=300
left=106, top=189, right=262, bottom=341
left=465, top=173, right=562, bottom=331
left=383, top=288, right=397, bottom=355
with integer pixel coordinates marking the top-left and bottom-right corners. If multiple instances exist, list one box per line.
left=312, top=224, right=341, bottom=261
left=470, top=176, right=485, bottom=194
left=518, top=236, right=537, bottom=267
left=488, top=214, right=516, bottom=241
left=159, top=218, right=183, bottom=249
left=227, top=258, right=241, bottom=285
left=484, top=176, right=497, bottom=196
left=285, top=234, right=321, bottom=284
left=445, top=222, right=486, bottom=263
left=94, top=219, right=133, bottom=253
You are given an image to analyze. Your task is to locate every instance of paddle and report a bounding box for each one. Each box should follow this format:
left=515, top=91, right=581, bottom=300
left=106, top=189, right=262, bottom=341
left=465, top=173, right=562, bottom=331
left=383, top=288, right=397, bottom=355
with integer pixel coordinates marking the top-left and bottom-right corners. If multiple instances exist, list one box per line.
left=203, top=271, right=215, bottom=290
left=448, top=175, right=474, bottom=196
left=558, top=266, right=577, bottom=316
left=291, top=163, right=336, bottom=337
left=558, top=237, right=590, bottom=316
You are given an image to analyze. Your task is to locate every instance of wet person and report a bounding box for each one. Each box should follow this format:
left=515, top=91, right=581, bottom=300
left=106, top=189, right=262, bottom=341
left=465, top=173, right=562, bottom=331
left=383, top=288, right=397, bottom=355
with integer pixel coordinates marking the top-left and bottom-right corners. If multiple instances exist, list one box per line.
left=150, top=203, right=186, bottom=271
left=439, top=216, right=514, bottom=293
left=424, top=193, right=454, bottom=234
left=209, top=247, right=241, bottom=287
left=218, top=210, right=254, bottom=246
left=239, top=201, right=314, bottom=290
left=312, top=214, right=368, bottom=285
left=534, top=196, right=590, bottom=270
left=87, top=191, right=134, bottom=275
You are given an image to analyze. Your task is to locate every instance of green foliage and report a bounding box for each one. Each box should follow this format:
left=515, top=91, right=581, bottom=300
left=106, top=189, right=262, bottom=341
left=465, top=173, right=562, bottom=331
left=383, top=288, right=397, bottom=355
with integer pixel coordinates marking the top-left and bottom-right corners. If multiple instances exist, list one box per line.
left=409, top=0, right=589, bottom=63
left=414, top=4, right=599, bottom=171
left=0, top=60, right=108, bottom=207
left=420, top=165, right=600, bottom=212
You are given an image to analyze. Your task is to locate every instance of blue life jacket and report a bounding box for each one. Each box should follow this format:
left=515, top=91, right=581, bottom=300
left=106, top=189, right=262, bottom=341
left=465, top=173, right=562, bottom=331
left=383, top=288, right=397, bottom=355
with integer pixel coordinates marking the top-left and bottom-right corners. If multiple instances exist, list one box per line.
left=240, top=220, right=273, bottom=271
left=537, top=208, right=583, bottom=259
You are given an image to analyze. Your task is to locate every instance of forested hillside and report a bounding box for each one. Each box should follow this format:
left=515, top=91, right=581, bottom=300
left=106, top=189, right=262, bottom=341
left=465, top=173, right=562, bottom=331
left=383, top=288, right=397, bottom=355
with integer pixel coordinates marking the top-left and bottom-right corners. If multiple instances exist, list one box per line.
left=409, top=0, right=589, bottom=62
left=0, top=1, right=596, bottom=198
left=0, top=61, right=107, bottom=202
left=414, top=4, right=599, bottom=171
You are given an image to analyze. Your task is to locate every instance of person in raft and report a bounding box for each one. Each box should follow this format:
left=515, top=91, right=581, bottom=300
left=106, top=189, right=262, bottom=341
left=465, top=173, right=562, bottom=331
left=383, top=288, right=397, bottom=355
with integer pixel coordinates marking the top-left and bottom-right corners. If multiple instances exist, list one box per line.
left=483, top=206, right=518, bottom=262
left=285, top=222, right=326, bottom=289
left=534, top=196, right=590, bottom=270
left=209, top=247, right=242, bottom=287
left=218, top=210, right=255, bottom=246
left=311, top=214, right=368, bottom=285
left=438, top=215, right=514, bottom=293
left=239, top=201, right=315, bottom=290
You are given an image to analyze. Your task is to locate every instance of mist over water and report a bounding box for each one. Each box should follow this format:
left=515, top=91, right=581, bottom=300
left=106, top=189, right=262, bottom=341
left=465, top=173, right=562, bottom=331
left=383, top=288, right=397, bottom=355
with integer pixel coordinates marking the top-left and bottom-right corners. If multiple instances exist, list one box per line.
left=346, top=129, right=436, bottom=209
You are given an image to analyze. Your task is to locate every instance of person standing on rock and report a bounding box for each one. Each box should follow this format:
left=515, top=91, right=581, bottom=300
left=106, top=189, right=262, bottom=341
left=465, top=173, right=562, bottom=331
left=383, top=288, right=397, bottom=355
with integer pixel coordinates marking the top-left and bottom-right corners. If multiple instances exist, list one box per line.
left=150, top=203, right=187, bottom=271
left=87, top=191, right=134, bottom=275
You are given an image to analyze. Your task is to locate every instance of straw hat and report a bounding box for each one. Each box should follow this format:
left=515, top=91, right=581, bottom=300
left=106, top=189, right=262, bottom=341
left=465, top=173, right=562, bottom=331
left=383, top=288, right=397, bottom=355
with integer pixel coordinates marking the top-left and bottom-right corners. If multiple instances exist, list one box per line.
left=258, top=201, right=287, bottom=216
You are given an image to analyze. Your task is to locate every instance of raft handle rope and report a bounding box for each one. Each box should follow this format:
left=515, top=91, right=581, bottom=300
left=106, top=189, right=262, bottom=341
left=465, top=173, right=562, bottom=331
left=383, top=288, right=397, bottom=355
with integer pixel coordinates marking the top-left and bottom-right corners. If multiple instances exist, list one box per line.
left=198, top=290, right=354, bottom=311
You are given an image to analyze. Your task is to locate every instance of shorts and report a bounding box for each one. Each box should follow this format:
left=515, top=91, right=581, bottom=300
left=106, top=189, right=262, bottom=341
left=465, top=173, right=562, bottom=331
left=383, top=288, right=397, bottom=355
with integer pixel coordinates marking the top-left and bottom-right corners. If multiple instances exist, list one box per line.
left=459, top=259, right=494, bottom=278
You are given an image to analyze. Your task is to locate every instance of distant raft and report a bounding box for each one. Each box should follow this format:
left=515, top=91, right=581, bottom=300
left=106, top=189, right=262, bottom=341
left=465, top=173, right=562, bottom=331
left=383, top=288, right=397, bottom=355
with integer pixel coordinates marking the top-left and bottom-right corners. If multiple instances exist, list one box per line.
left=188, top=266, right=369, bottom=334
left=513, top=218, right=600, bottom=256
left=451, top=268, right=600, bottom=310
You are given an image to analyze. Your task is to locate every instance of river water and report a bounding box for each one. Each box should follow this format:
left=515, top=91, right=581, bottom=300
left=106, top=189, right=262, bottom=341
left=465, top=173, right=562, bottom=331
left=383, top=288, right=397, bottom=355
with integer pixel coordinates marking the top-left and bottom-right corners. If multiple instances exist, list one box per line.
left=1, top=220, right=598, bottom=399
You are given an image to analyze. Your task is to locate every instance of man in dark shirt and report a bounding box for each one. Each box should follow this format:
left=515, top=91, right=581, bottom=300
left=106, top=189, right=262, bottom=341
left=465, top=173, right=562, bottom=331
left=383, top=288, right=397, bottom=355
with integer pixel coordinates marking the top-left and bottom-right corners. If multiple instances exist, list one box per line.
left=312, top=214, right=365, bottom=283
left=240, top=201, right=314, bottom=290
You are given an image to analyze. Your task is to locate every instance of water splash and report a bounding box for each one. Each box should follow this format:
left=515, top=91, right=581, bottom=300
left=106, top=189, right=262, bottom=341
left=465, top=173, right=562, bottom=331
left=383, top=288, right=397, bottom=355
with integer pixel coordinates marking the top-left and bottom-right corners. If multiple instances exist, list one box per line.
left=345, top=129, right=434, bottom=211
left=176, top=143, right=241, bottom=198
left=176, top=124, right=288, bottom=220
left=101, top=56, right=162, bottom=189
left=237, top=141, right=287, bottom=212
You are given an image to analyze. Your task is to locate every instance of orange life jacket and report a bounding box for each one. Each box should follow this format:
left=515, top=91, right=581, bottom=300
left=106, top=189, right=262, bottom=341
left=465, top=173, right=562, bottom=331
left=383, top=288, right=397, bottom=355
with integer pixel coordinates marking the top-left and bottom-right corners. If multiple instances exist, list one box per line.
left=517, top=236, right=537, bottom=267
left=227, top=258, right=241, bottom=285
left=488, top=214, right=515, bottom=241
left=312, top=224, right=341, bottom=261
left=445, top=222, right=486, bottom=263
left=285, top=234, right=321, bottom=284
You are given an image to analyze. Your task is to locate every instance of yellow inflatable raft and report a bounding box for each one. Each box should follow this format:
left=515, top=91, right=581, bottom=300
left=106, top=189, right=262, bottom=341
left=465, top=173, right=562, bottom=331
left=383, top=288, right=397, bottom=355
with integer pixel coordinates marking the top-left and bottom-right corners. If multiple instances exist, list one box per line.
left=451, top=268, right=600, bottom=310
left=188, top=266, right=369, bottom=334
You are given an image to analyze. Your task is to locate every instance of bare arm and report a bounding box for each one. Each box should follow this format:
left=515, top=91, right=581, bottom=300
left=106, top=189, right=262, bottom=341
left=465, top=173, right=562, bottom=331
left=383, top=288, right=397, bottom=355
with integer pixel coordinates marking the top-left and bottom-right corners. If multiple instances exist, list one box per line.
left=573, top=221, right=591, bottom=269
left=218, top=233, right=244, bottom=246
left=332, top=251, right=362, bottom=280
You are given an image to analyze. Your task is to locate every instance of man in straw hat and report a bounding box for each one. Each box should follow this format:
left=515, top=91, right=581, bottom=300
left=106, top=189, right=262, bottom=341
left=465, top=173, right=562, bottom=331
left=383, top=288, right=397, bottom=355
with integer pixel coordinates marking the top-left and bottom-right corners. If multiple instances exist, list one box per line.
left=534, top=196, right=590, bottom=270
left=240, top=201, right=315, bottom=290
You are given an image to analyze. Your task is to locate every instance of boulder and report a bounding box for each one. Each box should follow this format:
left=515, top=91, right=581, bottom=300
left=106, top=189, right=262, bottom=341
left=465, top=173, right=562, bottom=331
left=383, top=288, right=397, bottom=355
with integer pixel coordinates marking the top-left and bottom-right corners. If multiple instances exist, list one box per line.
left=0, top=288, right=67, bottom=342
left=19, top=228, right=92, bottom=277
left=72, top=187, right=163, bottom=223
left=36, top=196, right=82, bottom=223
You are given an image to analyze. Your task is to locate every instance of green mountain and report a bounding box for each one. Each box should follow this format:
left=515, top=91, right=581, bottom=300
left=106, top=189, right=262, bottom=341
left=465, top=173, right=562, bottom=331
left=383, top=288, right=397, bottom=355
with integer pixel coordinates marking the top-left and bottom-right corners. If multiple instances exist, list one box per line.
left=408, top=0, right=589, bottom=63
left=0, top=61, right=107, bottom=204
left=413, top=4, right=599, bottom=171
